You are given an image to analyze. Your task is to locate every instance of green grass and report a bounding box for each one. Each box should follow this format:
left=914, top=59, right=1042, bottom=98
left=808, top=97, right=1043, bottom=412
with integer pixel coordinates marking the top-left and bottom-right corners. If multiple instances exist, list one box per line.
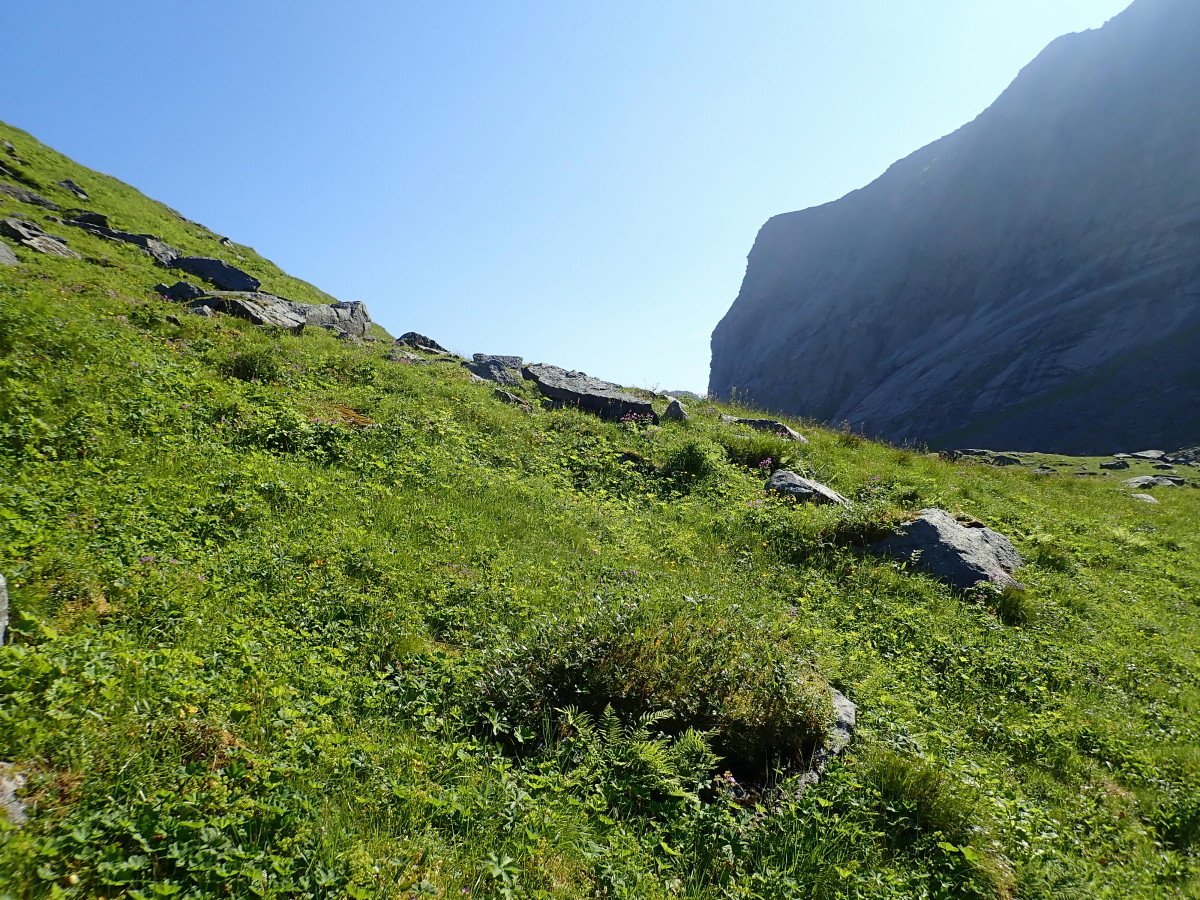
left=2, top=119, right=1200, bottom=899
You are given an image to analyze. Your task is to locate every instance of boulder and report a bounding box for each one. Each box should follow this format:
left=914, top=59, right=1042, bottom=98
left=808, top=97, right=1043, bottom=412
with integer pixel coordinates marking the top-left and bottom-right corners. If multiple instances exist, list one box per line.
left=766, top=469, right=850, bottom=507
left=0, top=241, right=16, bottom=266
left=67, top=220, right=180, bottom=265
left=387, top=348, right=428, bottom=363
left=521, top=363, right=658, bottom=423
left=304, top=300, right=372, bottom=337
left=797, top=689, right=857, bottom=792
left=170, top=256, right=260, bottom=291
left=1130, top=449, right=1167, bottom=460
left=56, top=179, right=89, bottom=200
left=1131, top=493, right=1159, bottom=504
left=66, top=211, right=108, bottom=228
left=1123, top=475, right=1184, bottom=488
left=990, top=454, right=1022, bottom=466
left=0, top=762, right=24, bottom=827
left=493, top=389, right=532, bottom=412
left=0, top=181, right=59, bottom=210
left=201, top=292, right=308, bottom=330
left=396, top=332, right=449, bottom=354
left=1100, top=459, right=1130, bottom=470
left=474, top=353, right=523, bottom=369
left=0, top=217, right=81, bottom=258
left=666, top=390, right=703, bottom=401
left=720, top=415, right=807, bottom=442
left=154, top=281, right=207, bottom=302
left=464, top=357, right=521, bottom=387
left=869, top=508, right=1023, bottom=591
left=662, top=399, right=690, bottom=422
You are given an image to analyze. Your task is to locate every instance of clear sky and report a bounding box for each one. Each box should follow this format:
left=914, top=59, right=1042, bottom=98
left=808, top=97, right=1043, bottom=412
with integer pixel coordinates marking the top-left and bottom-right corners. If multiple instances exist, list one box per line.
left=7, top=1, right=1133, bottom=393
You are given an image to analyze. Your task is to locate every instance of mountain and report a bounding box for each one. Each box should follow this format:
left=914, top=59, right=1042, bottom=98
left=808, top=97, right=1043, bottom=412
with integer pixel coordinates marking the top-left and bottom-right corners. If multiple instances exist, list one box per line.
left=709, top=0, right=1200, bottom=454
left=2, top=121, right=1200, bottom=899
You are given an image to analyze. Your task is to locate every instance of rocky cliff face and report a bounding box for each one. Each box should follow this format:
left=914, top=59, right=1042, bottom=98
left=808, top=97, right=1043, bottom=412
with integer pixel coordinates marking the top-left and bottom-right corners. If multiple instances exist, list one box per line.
left=709, top=0, right=1200, bottom=454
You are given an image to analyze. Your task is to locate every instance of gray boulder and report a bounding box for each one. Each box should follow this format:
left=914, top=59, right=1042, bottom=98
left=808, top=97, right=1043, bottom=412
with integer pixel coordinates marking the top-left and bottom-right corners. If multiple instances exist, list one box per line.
left=522, top=363, right=658, bottom=422
left=663, top=399, right=690, bottom=422
left=0, top=762, right=24, bottom=827
left=869, top=508, right=1023, bottom=591
left=766, top=469, right=850, bottom=507
left=154, top=281, right=206, bottom=302
left=0, top=241, right=16, bottom=266
left=56, top=179, right=88, bottom=200
left=720, top=414, right=806, bottom=443
left=387, top=348, right=428, bottom=363
left=396, top=332, right=449, bottom=354
left=474, top=353, right=523, bottom=369
left=0, top=181, right=58, bottom=210
left=193, top=292, right=373, bottom=336
left=1100, top=459, right=1130, bottom=470
left=0, top=217, right=81, bottom=258
left=68, top=220, right=180, bottom=265
left=171, top=256, right=260, bottom=291
left=66, top=211, right=109, bottom=228
left=1123, top=475, right=1184, bottom=488
left=1131, top=493, right=1159, bottom=504
left=464, top=357, right=522, bottom=387
left=304, top=300, right=372, bottom=337
left=1130, top=449, right=1167, bottom=460
left=493, top=389, right=532, bottom=412
left=797, top=689, right=857, bottom=792
left=990, top=454, right=1022, bottom=466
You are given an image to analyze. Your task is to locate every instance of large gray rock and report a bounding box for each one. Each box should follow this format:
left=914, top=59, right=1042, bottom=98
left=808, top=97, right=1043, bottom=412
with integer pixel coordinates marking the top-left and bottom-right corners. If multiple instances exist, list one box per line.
left=720, top=414, right=806, bottom=442
left=396, top=332, right=449, bottom=354
left=0, top=181, right=58, bottom=210
left=522, top=363, right=658, bottom=423
left=766, top=469, right=850, bottom=507
left=1124, top=474, right=1184, bottom=488
left=662, top=399, right=690, bottom=422
left=154, top=281, right=207, bottom=302
left=869, top=508, right=1023, bottom=591
left=303, top=300, right=372, bottom=337
left=0, top=762, right=24, bottom=827
left=171, top=256, right=260, bottom=291
left=797, top=688, right=857, bottom=792
left=0, top=241, right=16, bottom=266
left=464, top=356, right=522, bottom=387
left=68, top=219, right=180, bottom=265
left=189, top=292, right=373, bottom=336
left=56, top=179, right=88, bottom=200
left=474, top=353, right=523, bottom=369
left=0, top=217, right=81, bottom=259
left=710, top=0, right=1200, bottom=455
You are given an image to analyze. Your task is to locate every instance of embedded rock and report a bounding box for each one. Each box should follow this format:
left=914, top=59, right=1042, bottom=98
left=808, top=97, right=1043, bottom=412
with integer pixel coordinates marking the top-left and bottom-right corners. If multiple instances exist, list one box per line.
left=0, top=181, right=58, bottom=210
left=1100, top=459, right=1130, bottom=470
left=0, top=572, right=7, bottom=644
left=171, top=256, right=260, bottom=291
left=0, top=217, right=81, bottom=258
left=1124, top=475, right=1184, bottom=488
left=155, top=281, right=206, bottom=302
left=869, top=508, right=1023, bottom=591
left=1130, top=450, right=1168, bottom=461
left=474, top=353, right=523, bottom=369
left=1131, top=493, right=1159, bottom=503
left=396, top=332, right=449, bottom=354
left=56, top=178, right=88, bottom=200
left=67, top=211, right=108, bottom=228
left=191, top=292, right=372, bottom=336
left=710, top=0, right=1200, bottom=454
left=766, top=469, right=850, bottom=507
left=797, top=689, right=857, bottom=791
left=68, top=219, right=180, bottom=265
left=720, top=415, right=806, bottom=442
left=0, top=763, right=24, bottom=827
left=0, top=241, right=16, bottom=266
left=464, top=356, right=522, bottom=387
left=304, top=300, right=372, bottom=337
left=522, top=364, right=657, bottom=422
left=493, top=389, right=532, bottom=412
left=663, top=399, right=690, bottom=422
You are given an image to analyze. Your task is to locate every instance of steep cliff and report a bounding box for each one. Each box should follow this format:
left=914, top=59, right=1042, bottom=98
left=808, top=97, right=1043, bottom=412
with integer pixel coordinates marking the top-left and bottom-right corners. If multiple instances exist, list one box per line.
left=710, top=0, right=1200, bottom=454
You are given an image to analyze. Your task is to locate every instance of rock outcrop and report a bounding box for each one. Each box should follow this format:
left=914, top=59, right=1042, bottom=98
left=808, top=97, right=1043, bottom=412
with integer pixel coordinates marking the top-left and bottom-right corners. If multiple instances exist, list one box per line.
left=0, top=217, right=81, bottom=258
left=766, top=470, right=850, bottom=507
left=170, top=256, right=260, bottom=292
left=869, top=509, right=1023, bottom=591
left=177, top=291, right=371, bottom=336
left=522, top=364, right=657, bottom=423
left=710, top=0, right=1200, bottom=454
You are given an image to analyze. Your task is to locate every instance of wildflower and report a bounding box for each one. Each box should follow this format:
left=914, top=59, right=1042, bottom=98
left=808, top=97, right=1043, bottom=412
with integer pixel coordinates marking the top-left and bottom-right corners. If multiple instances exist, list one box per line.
left=139, top=555, right=155, bottom=563
left=758, top=457, right=772, bottom=468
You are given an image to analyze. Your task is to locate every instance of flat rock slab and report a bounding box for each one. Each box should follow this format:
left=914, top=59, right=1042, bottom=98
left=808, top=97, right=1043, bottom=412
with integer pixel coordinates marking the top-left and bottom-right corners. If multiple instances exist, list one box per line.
left=766, top=469, right=850, bottom=507
left=1130, top=450, right=1167, bottom=460
left=1124, top=475, right=1184, bottom=488
left=1131, top=493, right=1159, bottom=504
left=0, top=762, right=25, bottom=826
left=474, top=353, right=523, bottom=369
left=1100, top=459, right=1130, bottom=470
left=190, top=292, right=373, bottom=336
left=68, top=220, right=180, bottom=265
left=396, top=332, right=449, bottom=354
left=720, top=415, right=807, bottom=443
left=171, top=256, right=260, bottom=292
left=0, top=217, right=81, bottom=258
left=0, top=241, right=16, bottom=266
left=0, top=181, right=59, bottom=210
left=522, top=363, right=657, bottom=422
left=869, top=508, right=1023, bottom=591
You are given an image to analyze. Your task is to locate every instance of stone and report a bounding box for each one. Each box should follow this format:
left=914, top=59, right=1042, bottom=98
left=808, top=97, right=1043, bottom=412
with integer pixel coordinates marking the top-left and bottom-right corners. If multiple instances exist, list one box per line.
left=521, top=363, right=658, bottom=423
left=185, top=302, right=216, bottom=317
left=1123, top=475, right=1184, bottom=488
left=797, top=688, right=857, bottom=792
left=869, top=508, right=1023, bottom=591
left=666, top=390, right=703, bottom=401
left=66, top=211, right=109, bottom=228
left=56, top=179, right=88, bottom=200
left=1100, top=459, right=1130, bottom=469
left=1131, top=493, right=1159, bottom=504
left=303, top=300, right=372, bottom=337
left=67, top=220, right=180, bottom=265
left=0, top=241, right=16, bottom=266
left=170, top=256, right=260, bottom=291
left=493, top=389, right=532, bottom=411
left=473, top=353, right=523, bottom=369
left=387, top=348, right=427, bottom=363
left=0, top=217, right=81, bottom=258
left=1152, top=463, right=1176, bottom=471
left=710, top=2, right=1200, bottom=456
left=662, top=399, right=690, bottom=422
left=396, top=332, right=450, bottom=354
left=1031, top=466, right=1058, bottom=475
left=0, top=762, right=25, bottom=827
left=0, top=181, right=59, bottom=210
left=719, top=415, right=806, bottom=442
left=154, top=281, right=206, bottom=302
left=0, top=572, right=7, bottom=644
left=990, top=454, right=1022, bottom=466
left=1113, top=453, right=1132, bottom=459
left=464, top=357, right=521, bottom=387
left=766, top=469, right=850, bottom=507
left=1130, top=449, right=1167, bottom=460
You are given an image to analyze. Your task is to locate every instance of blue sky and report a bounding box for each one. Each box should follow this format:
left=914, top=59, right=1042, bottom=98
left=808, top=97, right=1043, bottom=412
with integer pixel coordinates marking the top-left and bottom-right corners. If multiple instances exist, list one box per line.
left=7, top=1, right=1132, bottom=392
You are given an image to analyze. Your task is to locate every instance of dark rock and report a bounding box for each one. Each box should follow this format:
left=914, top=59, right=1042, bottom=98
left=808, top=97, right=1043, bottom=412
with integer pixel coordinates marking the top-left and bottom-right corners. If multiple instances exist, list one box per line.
left=0, top=762, right=25, bottom=827
left=165, top=315, right=183, bottom=327
left=1124, top=475, right=1184, bottom=488
left=719, top=415, right=806, bottom=443
left=493, top=389, right=532, bottom=412
left=1152, top=463, right=1176, bottom=471
left=766, top=469, right=850, bottom=507
left=710, top=1, right=1200, bottom=455
left=154, top=281, right=206, bottom=302
left=1100, top=459, right=1130, bottom=470
left=663, top=399, right=690, bottom=422
left=0, top=241, right=16, bottom=266
left=522, top=363, right=658, bottom=423
left=396, top=332, right=449, bottom=354
left=473, top=353, right=523, bottom=369
left=990, top=455, right=1022, bottom=466
left=869, top=508, right=1023, bottom=591
left=170, top=256, right=260, bottom=291
left=56, top=179, right=88, bottom=200
left=0, top=217, right=81, bottom=258
left=465, top=357, right=522, bottom=387
left=67, top=220, right=180, bottom=265
left=1131, top=493, right=1159, bottom=504
left=66, top=211, right=108, bottom=228
left=0, top=181, right=58, bottom=210
left=303, top=300, right=372, bottom=337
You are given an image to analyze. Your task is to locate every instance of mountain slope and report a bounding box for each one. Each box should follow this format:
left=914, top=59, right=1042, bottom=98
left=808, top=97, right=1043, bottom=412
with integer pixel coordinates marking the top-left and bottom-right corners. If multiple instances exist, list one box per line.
left=2, top=121, right=1200, bottom=899
left=709, top=0, right=1200, bottom=454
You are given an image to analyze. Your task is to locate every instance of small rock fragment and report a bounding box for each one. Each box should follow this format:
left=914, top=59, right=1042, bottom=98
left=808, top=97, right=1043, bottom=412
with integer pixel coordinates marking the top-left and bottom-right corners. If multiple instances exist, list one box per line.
left=56, top=179, right=89, bottom=200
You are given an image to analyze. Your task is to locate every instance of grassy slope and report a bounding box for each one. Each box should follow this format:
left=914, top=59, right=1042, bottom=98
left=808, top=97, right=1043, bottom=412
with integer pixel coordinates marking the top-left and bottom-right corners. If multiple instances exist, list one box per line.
left=1, top=120, right=1199, bottom=900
